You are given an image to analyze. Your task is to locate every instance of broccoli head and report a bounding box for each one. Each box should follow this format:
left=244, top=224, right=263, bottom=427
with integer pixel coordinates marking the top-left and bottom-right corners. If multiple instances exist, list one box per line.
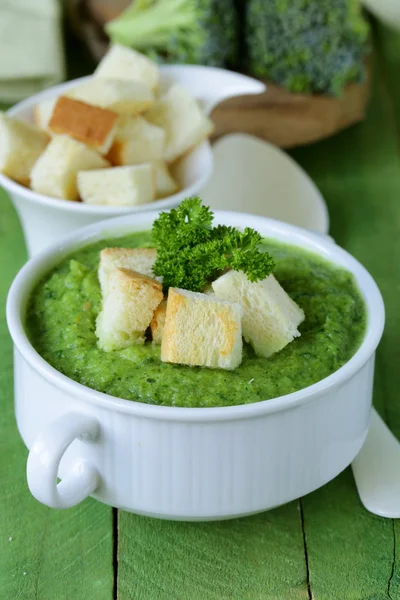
left=106, top=0, right=238, bottom=68
left=245, top=0, right=370, bottom=96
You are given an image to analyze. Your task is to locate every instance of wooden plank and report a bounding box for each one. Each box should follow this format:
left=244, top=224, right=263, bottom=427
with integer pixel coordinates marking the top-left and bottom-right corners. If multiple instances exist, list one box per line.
left=301, top=472, right=394, bottom=599
left=0, top=191, right=114, bottom=600
left=118, top=504, right=309, bottom=600
left=368, top=23, right=400, bottom=600
left=290, top=47, right=400, bottom=598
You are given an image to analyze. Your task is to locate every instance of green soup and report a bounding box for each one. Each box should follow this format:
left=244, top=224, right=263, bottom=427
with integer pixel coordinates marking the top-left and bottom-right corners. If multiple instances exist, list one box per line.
left=26, top=232, right=366, bottom=408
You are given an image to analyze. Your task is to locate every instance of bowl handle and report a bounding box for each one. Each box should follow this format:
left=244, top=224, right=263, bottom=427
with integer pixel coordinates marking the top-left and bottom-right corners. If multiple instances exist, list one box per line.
left=26, top=412, right=101, bottom=509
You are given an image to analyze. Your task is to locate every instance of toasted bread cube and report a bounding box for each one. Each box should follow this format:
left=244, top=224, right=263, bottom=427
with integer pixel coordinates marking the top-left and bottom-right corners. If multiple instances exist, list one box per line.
left=95, top=44, right=159, bottom=91
left=146, top=84, right=214, bottom=163
left=212, top=271, right=305, bottom=358
left=77, top=164, right=155, bottom=207
left=153, top=160, right=179, bottom=198
left=98, top=247, right=157, bottom=294
left=34, top=97, right=58, bottom=130
left=67, top=78, right=154, bottom=116
left=48, top=96, right=118, bottom=154
left=107, top=116, right=165, bottom=165
left=0, top=113, right=49, bottom=185
left=161, top=288, right=243, bottom=370
left=31, top=135, right=109, bottom=200
left=96, top=268, right=163, bottom=351
left=150, top=299, right=167, bottom=344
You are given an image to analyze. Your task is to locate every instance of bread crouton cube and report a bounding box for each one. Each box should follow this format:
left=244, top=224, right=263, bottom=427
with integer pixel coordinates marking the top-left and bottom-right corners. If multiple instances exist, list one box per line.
left=150, top=299, right=167, bottom=344
left=107, top=116, right=165, bottom=165
left=98, top=247, right=157, bottom=295
left=153, top=160, right=179, bottom=198
left=49, top=96, right=118, bottom=155
left=95, top=44, right=159, bottom=91
left=67, top=77, right=154, bottom=116
left=96, top=268, right=163, bottom=351
left=30, top=135, right=109, bottom=200
left=212, top=271, right=305, bottom=358
left=146, top=84, right=214, bottom=163
left=77, top=164, right=155, bottom=207
left=161, top=288, right=243, bottom=370
left=0, top=113, right=50, bottom=186
left=34, top=97, right=58, bottom=130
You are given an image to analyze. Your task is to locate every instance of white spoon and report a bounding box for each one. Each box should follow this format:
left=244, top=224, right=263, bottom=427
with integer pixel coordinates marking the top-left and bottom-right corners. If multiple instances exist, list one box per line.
left=201, top=133, right=329, bottom=233
left=352, top=408, right=400, bottom=518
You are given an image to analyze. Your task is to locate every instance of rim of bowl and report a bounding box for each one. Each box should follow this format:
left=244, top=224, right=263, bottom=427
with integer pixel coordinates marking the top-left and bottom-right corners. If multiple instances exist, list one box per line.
left=7, top=210, right=385, bottom=422
left=1, top=74, right=213, bottom=215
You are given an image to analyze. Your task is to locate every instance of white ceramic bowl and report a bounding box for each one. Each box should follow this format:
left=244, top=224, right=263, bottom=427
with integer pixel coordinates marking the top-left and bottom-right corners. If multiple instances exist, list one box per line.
left=7, top=211, right=384, bottom=521
left=0, top=74, right=210, bottom=257
left=1, top=67, right=265, bottom=257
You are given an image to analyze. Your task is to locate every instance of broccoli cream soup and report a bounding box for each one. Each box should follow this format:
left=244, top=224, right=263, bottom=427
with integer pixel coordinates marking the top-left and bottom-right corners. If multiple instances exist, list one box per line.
left=26, top=232, right=366, bottom=408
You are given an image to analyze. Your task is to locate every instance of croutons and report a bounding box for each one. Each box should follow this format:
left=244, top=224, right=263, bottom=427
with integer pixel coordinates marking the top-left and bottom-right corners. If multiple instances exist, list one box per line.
left=95, top=44, right=160, bottom=91
left=98, top=247, right=157, bottom=294
left=212, top=271, right=305, bottom=358
left=34, top=97, right=58, bottom=130
left=67, top=78, right=154, bottom=116
left=77, top=164, right=155, bottom=207
left=96, top=268, right=163, bottom=351
left=31, top=135, right=109, bottom=200
left=146, top=83, right=214, bottom=163
left=153, top=160, right=179, bottom=198
left=1, top=48, right=214, bottom=207
left=161, top=288, right=243, bottom=370
left=0, top=113, right=50, bottom=186
left=48, top=96, right=118, bottom=154
left=150, top=299, right=167, bottom=344
left=107, top=116, right=165, bottom=166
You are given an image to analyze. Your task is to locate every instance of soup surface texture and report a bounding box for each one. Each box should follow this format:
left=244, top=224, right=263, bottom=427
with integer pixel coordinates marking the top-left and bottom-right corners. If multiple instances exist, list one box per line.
left=26, top=232, right=366, bottom=408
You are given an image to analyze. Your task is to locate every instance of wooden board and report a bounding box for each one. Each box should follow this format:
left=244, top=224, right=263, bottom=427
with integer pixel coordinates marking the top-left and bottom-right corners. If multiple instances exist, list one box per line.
left=211, top=76, right=370, bottom=150
left=290, top=39, right=400, bottom=598
left=0, top=195, right=114, bottom=600
left=118, top=505, right=308, bottom=600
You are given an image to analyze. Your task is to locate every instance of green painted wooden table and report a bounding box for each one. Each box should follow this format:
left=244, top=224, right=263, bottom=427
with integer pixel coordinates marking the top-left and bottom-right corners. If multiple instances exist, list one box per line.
left=2, top=23, right=400, bottom=600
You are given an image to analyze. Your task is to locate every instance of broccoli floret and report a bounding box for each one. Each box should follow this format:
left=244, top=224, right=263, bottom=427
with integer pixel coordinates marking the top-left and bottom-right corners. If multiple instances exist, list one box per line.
left=106, top=0, right=237, bottom=68
left=245, top=0, right=370, bottom=96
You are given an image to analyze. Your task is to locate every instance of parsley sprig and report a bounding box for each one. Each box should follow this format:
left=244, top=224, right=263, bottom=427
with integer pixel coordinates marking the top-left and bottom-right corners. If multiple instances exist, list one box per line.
left=152, top=198, right=275, bottom=292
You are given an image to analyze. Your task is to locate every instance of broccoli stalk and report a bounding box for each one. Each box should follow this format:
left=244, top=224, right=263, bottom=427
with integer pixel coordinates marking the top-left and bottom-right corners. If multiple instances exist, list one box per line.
left=106, top=0, right=238, bottom=68
left=245, top=0, right=370, bottom=96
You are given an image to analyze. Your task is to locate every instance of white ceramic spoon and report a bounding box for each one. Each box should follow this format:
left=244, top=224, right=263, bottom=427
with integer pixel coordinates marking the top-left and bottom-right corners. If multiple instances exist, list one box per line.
left=201, top=133, right=329, bottom=233
left=352, top=409, right=400, bottom=518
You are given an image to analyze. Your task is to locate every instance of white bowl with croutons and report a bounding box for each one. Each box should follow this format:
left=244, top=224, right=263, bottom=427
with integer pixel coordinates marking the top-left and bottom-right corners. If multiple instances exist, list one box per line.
left=7, top=208, right=384, bottom=520
left=0, top=45, right=265, bottom=256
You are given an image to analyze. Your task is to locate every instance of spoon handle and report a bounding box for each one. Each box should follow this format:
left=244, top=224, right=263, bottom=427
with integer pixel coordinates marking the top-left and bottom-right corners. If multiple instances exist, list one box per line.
left=352, top=408, right=400, bottom=518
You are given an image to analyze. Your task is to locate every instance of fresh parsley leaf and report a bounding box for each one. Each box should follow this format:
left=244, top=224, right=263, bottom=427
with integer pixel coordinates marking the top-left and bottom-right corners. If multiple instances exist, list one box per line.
left=152, top=198, right=275, bottom=292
